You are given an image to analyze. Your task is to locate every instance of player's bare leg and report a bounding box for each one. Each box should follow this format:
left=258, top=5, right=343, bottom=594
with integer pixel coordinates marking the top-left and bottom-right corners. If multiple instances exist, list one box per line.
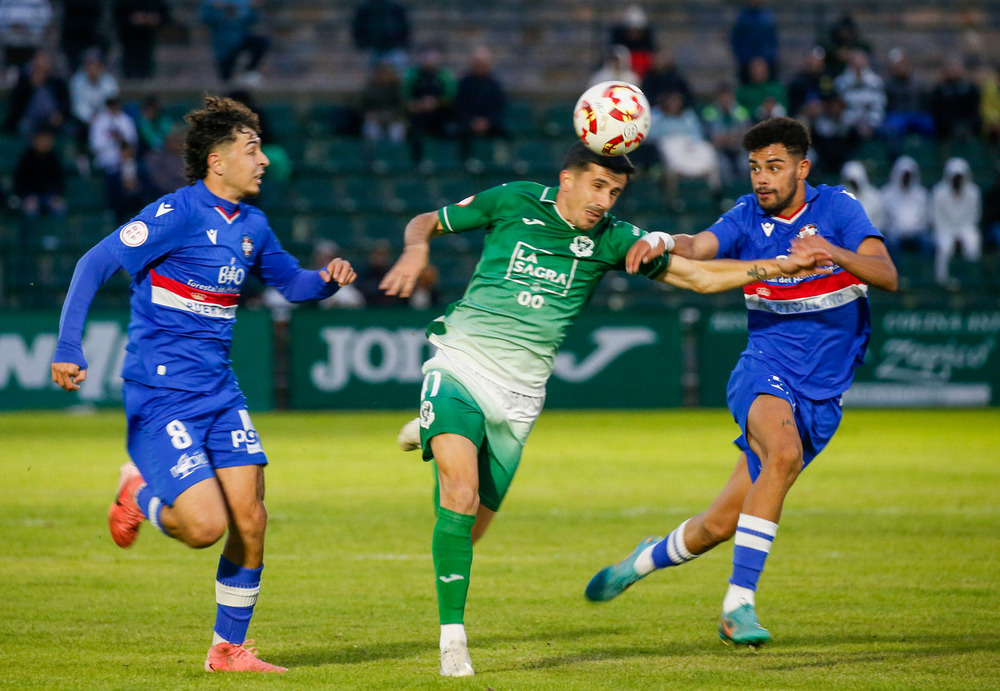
left=719, top=394, right=802, bottom=647
left=586, top=455, right=750, bottom=602
left=201, top=465, right=285, bottom=673
left=431, top=433, right=479, bottom=676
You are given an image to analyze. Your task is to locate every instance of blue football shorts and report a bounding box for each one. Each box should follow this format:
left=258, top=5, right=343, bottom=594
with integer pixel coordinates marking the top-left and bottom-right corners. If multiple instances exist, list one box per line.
left=726, top=354, right=843, bottom=482
left=122, top=380, right=267, bottom=505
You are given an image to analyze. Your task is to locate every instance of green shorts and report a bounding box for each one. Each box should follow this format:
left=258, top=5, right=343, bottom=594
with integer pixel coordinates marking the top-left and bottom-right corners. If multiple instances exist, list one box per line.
left=418, top=355, right=543, bottom=512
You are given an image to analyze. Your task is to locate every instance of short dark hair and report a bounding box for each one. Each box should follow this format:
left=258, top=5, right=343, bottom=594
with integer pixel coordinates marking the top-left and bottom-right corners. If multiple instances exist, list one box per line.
left=562, top=141, right=636, bottom=177
left=183, top=95, right=261, bottom=183
left=742, top=116, right=811, bottom=159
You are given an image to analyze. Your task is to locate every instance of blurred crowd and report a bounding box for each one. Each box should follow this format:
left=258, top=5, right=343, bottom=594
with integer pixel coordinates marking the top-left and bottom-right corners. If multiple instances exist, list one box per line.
left=1, top=0, right=999, bottom=306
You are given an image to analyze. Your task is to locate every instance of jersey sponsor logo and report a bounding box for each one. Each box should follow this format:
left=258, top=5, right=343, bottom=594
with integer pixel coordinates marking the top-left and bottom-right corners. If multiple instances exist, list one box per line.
left=170, top=450, right=208, bottom=479
left=797, top=223, right=818, bottom=237
left=150, top=269, right=239, bottom=319
left=744, top=271, right=869, bottom=314
left=505, top=241, right=577, bottom=296
left=241, top=235, right=253, bottom=257
left=217, top=262, right=246, bottom=286
left=761, top=221, right=774, bottom=237
left=206, top=228, right=218, bottom=244
left=231, top=409, right=263, bottom=454
left=119, top=221, right=148, bottom=247
left=155, top=202, right=174, bottom=217
left=570, top=235, right=594, bottom=257
left=522, top=218, right=545, bottom=226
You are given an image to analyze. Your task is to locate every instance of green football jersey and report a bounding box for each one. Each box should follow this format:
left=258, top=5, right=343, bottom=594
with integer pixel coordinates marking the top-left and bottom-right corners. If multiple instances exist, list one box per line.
left=429, top=180, right=668, bottom=394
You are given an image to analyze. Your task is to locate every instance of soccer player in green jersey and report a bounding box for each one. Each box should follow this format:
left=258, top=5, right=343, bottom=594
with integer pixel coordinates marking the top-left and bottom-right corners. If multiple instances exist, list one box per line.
left=379, top=142, right=830, bottom=677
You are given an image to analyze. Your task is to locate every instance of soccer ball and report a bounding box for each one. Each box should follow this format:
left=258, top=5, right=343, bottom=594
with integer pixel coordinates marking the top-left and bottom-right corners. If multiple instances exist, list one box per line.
left=573, top=81, right=651, bottom=156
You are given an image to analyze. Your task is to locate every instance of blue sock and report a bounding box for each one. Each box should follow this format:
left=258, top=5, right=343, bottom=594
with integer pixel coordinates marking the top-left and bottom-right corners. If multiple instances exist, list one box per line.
left=729, top=514, right=778, bottom=593
left=214, top=556, right=262, bottom=645
left=135, top=484, right=168, bottom=536
left=650, top=519, right=697, bottom=569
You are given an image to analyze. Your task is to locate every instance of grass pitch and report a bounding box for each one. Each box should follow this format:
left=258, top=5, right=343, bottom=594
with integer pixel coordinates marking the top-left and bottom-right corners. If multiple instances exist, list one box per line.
left=1, top=408, right=998, bottom=689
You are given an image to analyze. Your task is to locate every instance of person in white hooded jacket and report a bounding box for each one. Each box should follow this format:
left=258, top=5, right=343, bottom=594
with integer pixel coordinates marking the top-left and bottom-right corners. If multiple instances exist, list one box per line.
left=931, top=157, right=982, bottom=286
left=841, top=160, right=884, bottom=229
left=881, top=155, right=932, bottom=259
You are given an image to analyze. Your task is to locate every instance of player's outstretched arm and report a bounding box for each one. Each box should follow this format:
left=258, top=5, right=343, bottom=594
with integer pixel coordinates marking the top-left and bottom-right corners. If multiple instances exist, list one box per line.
left=792, top=234, right=899, bottom=292
left=657, top=245, right=832, bottom=293
left=380, top=211, right=444, bottom=298
left=626, top=230, right=720, bottom=273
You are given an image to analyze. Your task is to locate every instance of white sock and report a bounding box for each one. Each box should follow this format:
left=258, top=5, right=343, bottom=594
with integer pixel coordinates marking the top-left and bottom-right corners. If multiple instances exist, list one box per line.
left=722, top=584, right=756, bottom=613
left=211, top=631, right=227, bottom=647
left=633, top=545, right=657, bottom=576
left=440, top=623, right=467, bottom=651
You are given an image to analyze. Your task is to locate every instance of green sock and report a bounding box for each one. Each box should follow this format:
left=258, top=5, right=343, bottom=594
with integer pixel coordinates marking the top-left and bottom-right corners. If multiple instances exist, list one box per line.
left=433, top=507, right=476, bottom=625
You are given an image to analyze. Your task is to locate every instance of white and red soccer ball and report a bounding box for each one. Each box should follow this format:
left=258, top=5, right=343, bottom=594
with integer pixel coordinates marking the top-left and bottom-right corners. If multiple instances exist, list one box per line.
left=573, top=81, right=652, bottom=157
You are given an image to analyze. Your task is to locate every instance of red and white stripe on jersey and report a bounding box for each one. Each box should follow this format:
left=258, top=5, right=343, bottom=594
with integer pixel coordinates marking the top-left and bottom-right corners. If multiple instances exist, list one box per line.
left=150, top=269, right=239, bottom=319
left=743, top=270, right=868, bottom=314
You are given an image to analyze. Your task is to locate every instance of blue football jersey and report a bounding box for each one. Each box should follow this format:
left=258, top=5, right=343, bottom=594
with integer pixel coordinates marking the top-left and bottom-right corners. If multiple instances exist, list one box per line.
left=56, top=180, right=337, bottom=392
left=710, top=183, right=883, bottom=400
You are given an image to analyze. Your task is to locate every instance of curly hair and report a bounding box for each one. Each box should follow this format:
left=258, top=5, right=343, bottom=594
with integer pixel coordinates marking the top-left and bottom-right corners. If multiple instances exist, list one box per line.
left=562, top=141, right=636, bottom=177
left=183, top=95, right=261, bottom=183
left=742, top=116, right=811, bottom=159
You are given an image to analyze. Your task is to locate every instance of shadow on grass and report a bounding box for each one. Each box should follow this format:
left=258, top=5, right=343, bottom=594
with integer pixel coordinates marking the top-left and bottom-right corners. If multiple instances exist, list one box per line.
left=278, top=625, right=622, bottom=668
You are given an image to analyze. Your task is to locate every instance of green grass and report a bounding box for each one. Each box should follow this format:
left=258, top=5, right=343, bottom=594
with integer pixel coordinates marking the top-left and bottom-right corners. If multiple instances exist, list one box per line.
left=1, top=409, right=999, bottom=689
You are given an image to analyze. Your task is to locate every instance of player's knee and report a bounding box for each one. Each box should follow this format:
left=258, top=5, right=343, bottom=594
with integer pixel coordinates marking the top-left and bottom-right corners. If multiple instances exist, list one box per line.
left=178, top=512, right=228, bottom=548
left=440, top=484, right=479, bottom=515
left=762, top=445, right=803, bottom=483
left=700, top=512, right=738, bottom=545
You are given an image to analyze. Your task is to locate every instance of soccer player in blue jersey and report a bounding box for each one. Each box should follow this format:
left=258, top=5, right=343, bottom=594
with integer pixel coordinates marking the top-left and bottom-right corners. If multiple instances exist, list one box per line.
left=50, top=96, right=356, bottom=673
left=585, top=116, right=898, bottom=647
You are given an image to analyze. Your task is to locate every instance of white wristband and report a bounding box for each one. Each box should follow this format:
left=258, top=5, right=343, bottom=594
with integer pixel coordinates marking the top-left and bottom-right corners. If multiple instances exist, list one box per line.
left=641, top=231, right=675, bottom=253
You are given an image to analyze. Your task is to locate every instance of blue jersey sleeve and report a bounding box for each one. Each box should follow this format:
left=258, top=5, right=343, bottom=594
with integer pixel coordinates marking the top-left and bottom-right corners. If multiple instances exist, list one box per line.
left=707, top=198, right=752, bottom=259
left=253, top=228, right=338, bottom=302
left=53, top=243, right=124, bottom=368
left=830, top=187, right=883, bottom=251
left=100, top=193, right=186, bottom=275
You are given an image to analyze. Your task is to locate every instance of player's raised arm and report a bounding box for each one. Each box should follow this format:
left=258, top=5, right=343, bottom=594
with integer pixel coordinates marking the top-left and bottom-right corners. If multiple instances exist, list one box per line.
left=380, top=211, right=445, bottom=298
left=792, top=233, right=898, bottom=292
left=656, top=245, right=832, bottom=293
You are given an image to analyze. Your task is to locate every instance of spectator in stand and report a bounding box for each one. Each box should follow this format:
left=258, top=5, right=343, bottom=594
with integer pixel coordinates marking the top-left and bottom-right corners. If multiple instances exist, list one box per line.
left=786, top=46, right=834, bottom=118
left=0, top=0, right=52, bottom=84
left=820, top=12, right=871, bottom=81
left=144, top=123, right=186, bottom=196
left=359, top=59, right=407, bottom=144
left=976, top=63, right=1000, bottom=148
left=3, top=49, right=69, bottom=138
left=808, top=94, right=859, bottom=177
left=89, top=96, right=142, bottom=221
left=589, top=44, right=639, bottom=87
left=833, top=48, right=886, bottom=141
left=641, top=48, right=693, bottom=109
left=12, top=126, right=65, bottom=219
left=840, top=160, right=884, bottom=229
left=351, top=0, right=410, bottom=76
left=113, top=0, right=170, bottom=80
left=131, top=93, right=175, bottom=156
left=70, top=48, right=119, bottom=134
left=608, top=4, right=656, bottom=80
left=730, top=0, right=779, bottom=85
left=402, top=44, right=456, bottom=168
left=649, top=90, right=721, bottom=206
left=929, top=56, right=980, bottom=145
left=882, top=47, right=935, bottom=151
left=931, top=157, right=982, bottom=288
left=736, top=56, right=787, bottom=121
left=454, top=45, right=508, bottom=171
left=200, top=0, right=270, bottom=85
left=700, top=81, right=751, bottom=188
left=880, top=155, right=932, bottom=260
left=59, top=0, right=106, bottom=71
